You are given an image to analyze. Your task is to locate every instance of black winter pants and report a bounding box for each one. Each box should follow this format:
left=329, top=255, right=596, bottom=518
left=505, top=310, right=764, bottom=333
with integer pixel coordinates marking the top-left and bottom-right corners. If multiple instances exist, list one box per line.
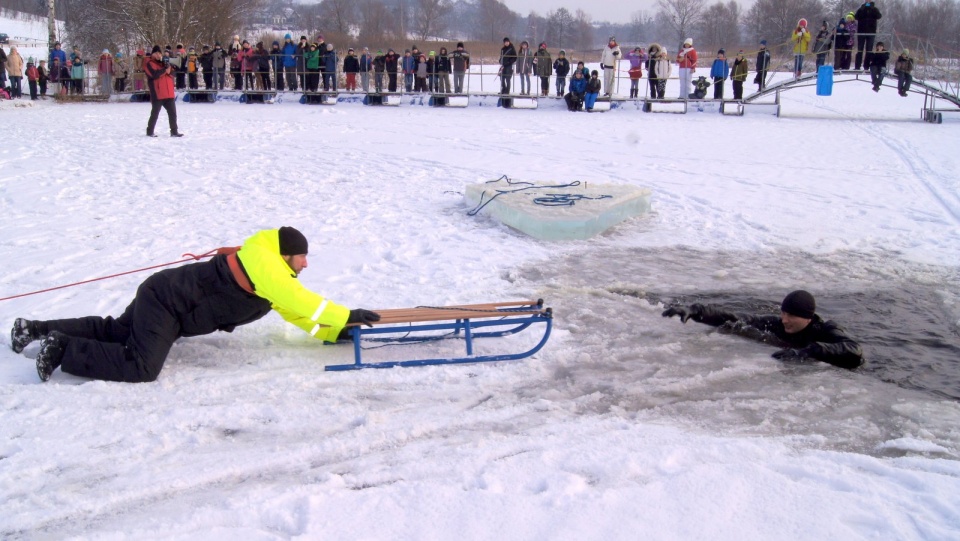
left=49, top=278, right=180, bottom=382
left=147, top=97, right=178, bottom=135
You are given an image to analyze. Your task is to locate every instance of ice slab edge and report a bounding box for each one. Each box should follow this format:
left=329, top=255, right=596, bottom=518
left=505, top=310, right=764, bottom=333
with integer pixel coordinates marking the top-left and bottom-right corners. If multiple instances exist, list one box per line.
left=465, top=181, right=652, bottom=240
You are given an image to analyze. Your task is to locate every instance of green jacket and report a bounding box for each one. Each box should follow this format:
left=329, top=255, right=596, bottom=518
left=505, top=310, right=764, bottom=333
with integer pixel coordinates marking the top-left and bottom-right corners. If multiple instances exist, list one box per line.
left=304, top=49, right=320, bottom=70
left=237, top=229, right=349, bottom=342
left=534, top=49, right=552, bottom=77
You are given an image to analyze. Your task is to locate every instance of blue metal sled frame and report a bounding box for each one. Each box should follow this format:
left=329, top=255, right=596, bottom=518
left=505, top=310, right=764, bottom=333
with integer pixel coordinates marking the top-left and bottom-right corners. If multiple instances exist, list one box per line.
left=325, top=300, right=553, bottom=371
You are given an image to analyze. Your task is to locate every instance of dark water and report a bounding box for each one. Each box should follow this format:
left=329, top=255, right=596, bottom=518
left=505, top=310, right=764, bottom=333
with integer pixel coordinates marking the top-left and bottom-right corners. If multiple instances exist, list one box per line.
left=505, top=246, right=960, bottom=455
left=643, top=288, right=960, bottom=401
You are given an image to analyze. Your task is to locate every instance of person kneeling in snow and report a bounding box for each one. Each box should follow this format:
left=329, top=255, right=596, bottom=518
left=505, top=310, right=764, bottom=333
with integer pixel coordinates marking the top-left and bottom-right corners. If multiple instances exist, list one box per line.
left=11, top=227, right=381, bottom=383
left=564, top=69, right=587, bottom=111
left=662, top=290, right=863, bottom=369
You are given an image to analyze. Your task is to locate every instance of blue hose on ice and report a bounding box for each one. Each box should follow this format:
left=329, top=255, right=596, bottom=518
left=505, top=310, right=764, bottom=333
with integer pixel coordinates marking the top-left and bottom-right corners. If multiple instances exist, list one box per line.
left=467, top=175, right=611, bottom=216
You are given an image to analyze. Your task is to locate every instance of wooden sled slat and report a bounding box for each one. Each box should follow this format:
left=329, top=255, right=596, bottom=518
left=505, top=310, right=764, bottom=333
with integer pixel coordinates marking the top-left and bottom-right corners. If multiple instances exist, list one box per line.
left=325, top=299, right=552, bottom=371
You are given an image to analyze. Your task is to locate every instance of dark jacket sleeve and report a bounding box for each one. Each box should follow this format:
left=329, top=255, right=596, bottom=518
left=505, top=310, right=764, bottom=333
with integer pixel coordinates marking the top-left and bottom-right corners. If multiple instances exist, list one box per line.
left=690, top=305, right=864, bottom=369
left=808, top=320, right=864, bottom=369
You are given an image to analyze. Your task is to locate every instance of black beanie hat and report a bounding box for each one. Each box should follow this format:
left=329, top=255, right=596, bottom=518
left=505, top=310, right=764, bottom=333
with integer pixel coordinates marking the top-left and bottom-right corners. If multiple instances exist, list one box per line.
left=151, top=45, right=162, bottom=54
left=781, top=290, right=816, bottom=319
left=278, top=226, right=308, bottom=255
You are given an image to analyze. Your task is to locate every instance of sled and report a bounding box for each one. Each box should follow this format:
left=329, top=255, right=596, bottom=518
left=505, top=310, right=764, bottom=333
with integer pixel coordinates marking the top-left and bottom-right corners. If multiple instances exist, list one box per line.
left=129, top=91, right=150, bottom=103
left=325, top=299, right=553, bottom=371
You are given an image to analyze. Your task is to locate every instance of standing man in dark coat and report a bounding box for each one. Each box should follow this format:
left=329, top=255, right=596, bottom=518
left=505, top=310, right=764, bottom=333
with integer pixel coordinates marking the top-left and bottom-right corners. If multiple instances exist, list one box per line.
left=384, top=48, right=400, bottom=92
left=11, top=228, right=381, bottom=383
left=854, top=1, right=882, bottom=70
left=755, top=40, right=770, bottom=91
left=662, top=290, right=864, bottom=369
left=143, top=45, right=182, bottom=138
left=499, top=37, right=517, bottom=95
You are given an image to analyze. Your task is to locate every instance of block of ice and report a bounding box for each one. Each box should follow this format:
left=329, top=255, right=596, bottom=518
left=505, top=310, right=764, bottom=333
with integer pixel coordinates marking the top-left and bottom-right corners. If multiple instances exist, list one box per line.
left=465, top=179, right=651, bottom=240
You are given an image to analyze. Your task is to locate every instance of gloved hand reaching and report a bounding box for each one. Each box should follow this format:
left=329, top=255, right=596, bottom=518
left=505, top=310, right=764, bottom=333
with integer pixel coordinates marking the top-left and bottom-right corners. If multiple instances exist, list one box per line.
left=661, top=303, right=704, bottom=323
left=348, top=308, right=381, bottom=327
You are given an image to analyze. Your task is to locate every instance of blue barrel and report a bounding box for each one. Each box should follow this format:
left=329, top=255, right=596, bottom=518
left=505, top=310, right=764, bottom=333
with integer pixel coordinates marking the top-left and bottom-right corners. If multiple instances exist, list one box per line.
left=816, top=65, right=834, bottom=96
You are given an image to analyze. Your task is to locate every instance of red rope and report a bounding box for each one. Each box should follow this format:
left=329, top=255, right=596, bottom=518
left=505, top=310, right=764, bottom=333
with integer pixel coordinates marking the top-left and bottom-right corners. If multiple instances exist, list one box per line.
left=0, top=249, right=219, bottom=303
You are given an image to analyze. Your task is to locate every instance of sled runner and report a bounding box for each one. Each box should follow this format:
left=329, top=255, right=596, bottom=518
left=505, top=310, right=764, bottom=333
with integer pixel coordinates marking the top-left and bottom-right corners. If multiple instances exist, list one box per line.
left=325, top=299, right=553, bottom=371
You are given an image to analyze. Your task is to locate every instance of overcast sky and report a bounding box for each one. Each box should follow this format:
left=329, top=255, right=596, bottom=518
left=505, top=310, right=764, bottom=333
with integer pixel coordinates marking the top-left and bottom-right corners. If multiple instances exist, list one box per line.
left=502, top=0, right=659, bottom=24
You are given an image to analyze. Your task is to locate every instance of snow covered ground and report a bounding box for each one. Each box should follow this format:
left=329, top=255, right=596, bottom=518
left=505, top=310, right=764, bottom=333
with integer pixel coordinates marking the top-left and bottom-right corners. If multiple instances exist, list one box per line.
left=1, top=77, right=959, bottom=539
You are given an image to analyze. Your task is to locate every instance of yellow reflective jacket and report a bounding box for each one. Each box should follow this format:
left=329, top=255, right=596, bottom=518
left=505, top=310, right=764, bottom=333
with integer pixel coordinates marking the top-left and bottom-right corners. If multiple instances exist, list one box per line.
left=237, top=229, right=349, bottom=342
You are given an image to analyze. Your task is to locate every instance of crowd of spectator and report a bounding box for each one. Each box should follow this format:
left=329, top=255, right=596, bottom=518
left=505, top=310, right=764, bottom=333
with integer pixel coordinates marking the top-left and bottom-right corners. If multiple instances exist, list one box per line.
left=0, top=2, right=920, bottom=105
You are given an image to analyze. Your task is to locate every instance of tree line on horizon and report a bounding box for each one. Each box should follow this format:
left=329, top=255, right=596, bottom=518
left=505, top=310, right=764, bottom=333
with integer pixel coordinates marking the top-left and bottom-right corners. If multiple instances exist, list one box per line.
left=2, top=0, right=958, bottom=59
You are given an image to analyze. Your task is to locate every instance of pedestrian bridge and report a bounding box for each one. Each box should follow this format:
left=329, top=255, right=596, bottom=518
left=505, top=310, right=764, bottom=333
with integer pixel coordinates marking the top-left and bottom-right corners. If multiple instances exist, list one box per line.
left=742, top=69, right=960, bottom=123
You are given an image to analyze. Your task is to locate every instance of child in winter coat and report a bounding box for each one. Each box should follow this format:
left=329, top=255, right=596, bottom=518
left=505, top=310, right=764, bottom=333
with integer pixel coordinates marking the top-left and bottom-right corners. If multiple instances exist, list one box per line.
left=26, top=59, right=39, bottom=100
left=654, top=48, right=671, bottom=99
left=38, top=60, right=48, bottom=96
left=533, top=43, right=551, bottom=97
left=98, top=49, right=114, bottom=95
left=414, top=53, right=427, bottom=92
left=574, top=61, right=589, bottom=80
left=646, top=43, right=662, bottom=98
left=677, top=38, right=697, bottom=99
left=627, top=46, right=646, bottom=98
left=70, top=56, right=85, bottom=94
left=894, top=49, right=913, bottom=97
left=564, top=69, right=587, bottom=111
left=515, top=41, right=533, bottom=95
left=731, top=50, right=749, bottom=99
left=792, top=18, right=812, bottom=77
left=710, top=49, right=729, bottom=99
left=585, top=70, right=602, bottom=111
left=553, top=50, right=570, bottom=97
left=865, top=41, right=890, bottom=92
left=813, top=21, right=832, bottom=68
left=691, top=76, right=711, bottom=99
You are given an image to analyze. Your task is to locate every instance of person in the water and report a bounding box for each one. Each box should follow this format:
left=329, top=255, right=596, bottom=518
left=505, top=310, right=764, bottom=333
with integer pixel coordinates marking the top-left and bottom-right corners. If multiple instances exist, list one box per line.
left=662, top=290, right=863, bottom=369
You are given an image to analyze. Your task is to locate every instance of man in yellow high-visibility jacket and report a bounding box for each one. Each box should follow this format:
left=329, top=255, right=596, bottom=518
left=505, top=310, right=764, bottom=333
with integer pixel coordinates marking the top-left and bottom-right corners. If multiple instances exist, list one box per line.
left=11, top=227, right=380, bottom=382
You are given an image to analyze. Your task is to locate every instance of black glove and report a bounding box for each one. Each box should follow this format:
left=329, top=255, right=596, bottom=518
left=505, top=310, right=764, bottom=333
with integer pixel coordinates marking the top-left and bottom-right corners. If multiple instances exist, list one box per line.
left=347, top=308, right=381, bottom=327
left=771, top=344, right=819, bottom=360
left=661, top=303, right=704, bottom=323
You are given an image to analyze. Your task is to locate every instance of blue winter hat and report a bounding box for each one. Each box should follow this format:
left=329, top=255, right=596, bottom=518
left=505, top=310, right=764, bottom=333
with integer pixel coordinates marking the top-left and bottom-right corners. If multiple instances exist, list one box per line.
left=760, top=39, right=768, bottom=46
left=284, top=33, right=292, bottom=40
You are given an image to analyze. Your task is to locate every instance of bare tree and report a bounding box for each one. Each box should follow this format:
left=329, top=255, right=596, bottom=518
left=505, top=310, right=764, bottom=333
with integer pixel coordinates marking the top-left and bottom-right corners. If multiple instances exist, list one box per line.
left=357, top=0, right=394, bottom=44
left=476, top=0, right=517, bottom=42
left=630, top=10, right=656, bottom=43
left=699, top=1, right=741, bottom=50
left=656, top=0, right=706, bottom=47
left=743, top=0, right=826, bottom=50
left=546, top=7, right=575, bottom=49
left=60, top=0, right=260, bottom=54
left=572, top=8, right=593, bottom=52
left=414, top=0, right=452, bottom=41
left=319, top=0, right=356, bottom=35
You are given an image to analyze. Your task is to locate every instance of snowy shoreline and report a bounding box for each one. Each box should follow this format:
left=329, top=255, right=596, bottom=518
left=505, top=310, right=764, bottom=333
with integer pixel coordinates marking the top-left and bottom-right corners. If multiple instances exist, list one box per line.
left=1, top=87, right=959, bottom=539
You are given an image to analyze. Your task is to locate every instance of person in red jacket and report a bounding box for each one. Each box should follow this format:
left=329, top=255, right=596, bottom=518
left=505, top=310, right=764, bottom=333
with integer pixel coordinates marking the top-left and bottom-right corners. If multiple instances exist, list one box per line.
left=144, top=45, right=182, bottom=137
left=677, top=38, right=698, bottom=99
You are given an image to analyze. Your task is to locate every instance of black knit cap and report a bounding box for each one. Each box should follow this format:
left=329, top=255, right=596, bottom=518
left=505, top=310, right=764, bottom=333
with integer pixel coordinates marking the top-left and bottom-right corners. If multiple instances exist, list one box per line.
left=278, top=226, right=308, bottom=255
left=151, top=45, right=162, bottom=54
left=781, top=290, right=816, bottom=319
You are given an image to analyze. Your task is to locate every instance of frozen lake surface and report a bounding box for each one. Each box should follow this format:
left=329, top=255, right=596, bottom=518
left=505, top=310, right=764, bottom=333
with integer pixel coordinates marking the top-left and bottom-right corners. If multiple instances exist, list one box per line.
left=1, top=82, right=959, bottom=539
